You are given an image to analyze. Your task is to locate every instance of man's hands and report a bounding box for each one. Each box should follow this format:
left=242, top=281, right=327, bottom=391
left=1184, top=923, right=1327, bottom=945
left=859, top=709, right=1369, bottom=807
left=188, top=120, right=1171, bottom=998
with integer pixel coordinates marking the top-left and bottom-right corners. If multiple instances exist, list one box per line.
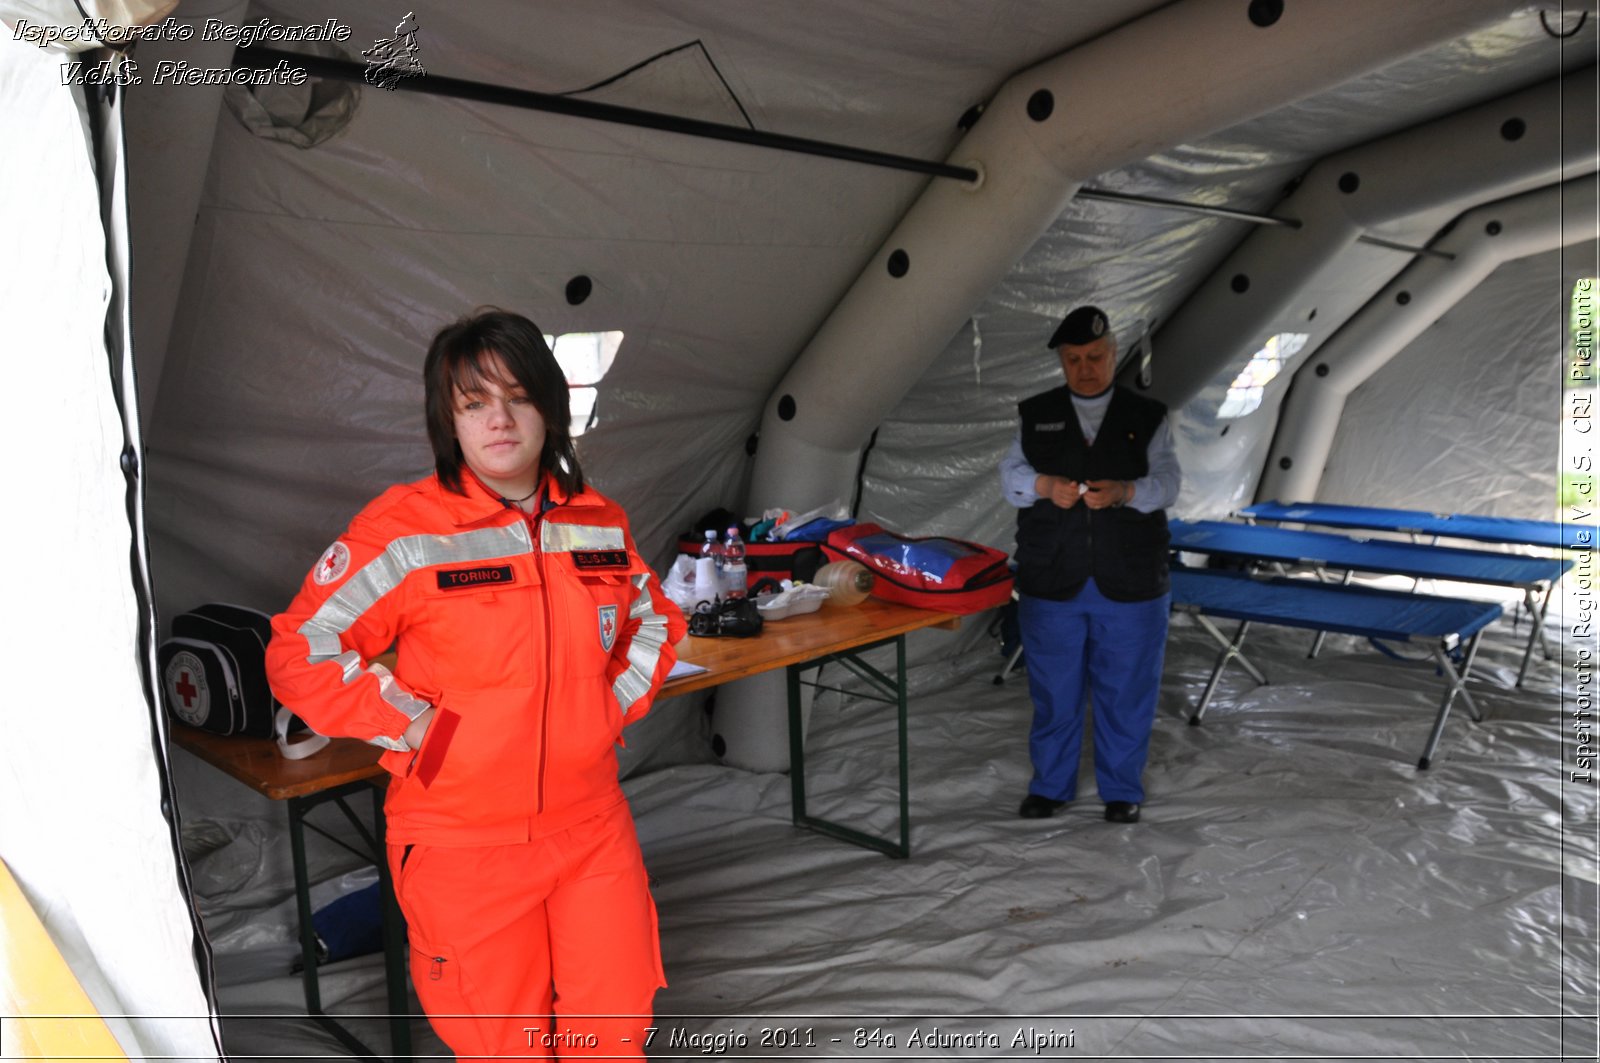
left=1035, top=474, right=1082, bottom=508
left=1035, top=475, right=1132, bottom=510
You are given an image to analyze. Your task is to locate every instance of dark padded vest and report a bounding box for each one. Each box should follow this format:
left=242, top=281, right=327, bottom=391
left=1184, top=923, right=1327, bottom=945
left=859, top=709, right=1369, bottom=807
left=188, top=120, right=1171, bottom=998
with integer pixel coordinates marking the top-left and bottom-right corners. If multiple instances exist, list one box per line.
left=1014, top=385, right=1171, bottom=602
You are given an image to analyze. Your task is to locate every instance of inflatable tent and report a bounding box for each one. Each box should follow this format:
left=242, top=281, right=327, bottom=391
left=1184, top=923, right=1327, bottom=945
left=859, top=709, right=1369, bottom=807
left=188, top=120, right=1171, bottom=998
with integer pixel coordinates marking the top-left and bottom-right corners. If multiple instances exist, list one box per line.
left=2, top=0, right=1596, bottom=1058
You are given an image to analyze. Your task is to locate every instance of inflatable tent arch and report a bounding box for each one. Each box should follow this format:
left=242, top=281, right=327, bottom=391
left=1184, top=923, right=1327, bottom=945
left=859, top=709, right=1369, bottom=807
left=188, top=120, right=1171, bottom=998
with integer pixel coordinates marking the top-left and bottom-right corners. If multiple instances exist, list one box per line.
left=0, top=0, right=1595, bottom=1056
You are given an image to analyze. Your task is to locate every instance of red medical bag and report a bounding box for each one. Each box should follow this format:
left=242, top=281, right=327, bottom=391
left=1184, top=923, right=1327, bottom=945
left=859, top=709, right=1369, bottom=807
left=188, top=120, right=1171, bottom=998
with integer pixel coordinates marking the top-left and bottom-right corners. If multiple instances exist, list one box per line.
left=822, top=523, right=1013, bottom=614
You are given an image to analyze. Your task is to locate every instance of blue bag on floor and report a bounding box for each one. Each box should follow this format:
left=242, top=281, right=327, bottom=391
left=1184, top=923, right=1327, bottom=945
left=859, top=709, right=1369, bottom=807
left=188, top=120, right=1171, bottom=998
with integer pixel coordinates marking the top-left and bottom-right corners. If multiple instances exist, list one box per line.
left=311, top=880, right=384, bottom=965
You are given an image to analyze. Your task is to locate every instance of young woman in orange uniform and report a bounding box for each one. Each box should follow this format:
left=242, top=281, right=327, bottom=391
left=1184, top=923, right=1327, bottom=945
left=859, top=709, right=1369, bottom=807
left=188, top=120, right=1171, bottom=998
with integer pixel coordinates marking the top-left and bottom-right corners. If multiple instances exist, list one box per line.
left=266, top=309, right=686, bottom=1058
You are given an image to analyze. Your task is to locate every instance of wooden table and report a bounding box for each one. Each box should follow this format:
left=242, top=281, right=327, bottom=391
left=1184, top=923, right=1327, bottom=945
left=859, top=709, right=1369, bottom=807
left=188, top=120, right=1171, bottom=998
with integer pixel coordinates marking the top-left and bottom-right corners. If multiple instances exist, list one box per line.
left=665, top=598, right=961, bottom=858
left=665, top=597, right=958, bottom=696
left=170, top=597, right=958, bottom=1059
left=174, top=723, right=389, bottom=800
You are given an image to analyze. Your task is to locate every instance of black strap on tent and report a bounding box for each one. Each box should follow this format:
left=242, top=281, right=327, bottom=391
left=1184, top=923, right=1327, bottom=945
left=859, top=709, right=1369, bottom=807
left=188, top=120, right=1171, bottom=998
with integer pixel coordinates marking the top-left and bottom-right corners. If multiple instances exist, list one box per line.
left=559, top=39, right=756, bottom=132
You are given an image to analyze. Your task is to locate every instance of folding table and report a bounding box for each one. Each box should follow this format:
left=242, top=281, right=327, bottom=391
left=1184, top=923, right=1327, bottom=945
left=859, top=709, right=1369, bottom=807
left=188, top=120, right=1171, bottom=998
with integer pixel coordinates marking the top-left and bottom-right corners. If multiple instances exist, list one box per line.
left=170, top=598, right=959, bottom=1059
left=663, top=597, right=961, bottom=859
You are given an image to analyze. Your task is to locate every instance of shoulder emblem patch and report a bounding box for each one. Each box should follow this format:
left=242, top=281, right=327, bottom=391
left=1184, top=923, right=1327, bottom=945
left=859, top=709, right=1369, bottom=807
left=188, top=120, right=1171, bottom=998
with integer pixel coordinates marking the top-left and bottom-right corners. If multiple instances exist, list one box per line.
left=598, top=604, right=618, bottom=652
left=313, top=541, right=351, bottom=585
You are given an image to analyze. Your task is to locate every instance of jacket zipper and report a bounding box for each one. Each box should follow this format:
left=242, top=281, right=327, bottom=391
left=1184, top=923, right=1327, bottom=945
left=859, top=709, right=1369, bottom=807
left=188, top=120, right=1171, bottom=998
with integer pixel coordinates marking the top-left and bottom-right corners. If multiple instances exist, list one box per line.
left=528, top=505, right=554, bottom=815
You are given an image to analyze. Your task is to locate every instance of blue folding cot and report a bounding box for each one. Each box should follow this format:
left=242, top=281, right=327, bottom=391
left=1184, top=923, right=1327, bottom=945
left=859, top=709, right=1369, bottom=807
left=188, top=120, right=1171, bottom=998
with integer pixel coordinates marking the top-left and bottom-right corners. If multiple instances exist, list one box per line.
left=1170, top=567, right=1503, bottom=769
left=1170, top=519, right=1571, bottom=685
left=1241, top=499, right=1593, bottom=552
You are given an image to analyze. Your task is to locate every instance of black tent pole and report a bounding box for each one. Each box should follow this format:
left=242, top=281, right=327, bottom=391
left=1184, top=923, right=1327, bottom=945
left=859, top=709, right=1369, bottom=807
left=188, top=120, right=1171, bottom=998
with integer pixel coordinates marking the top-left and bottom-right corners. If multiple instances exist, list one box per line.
left=236, top=46, right=981, bottom=184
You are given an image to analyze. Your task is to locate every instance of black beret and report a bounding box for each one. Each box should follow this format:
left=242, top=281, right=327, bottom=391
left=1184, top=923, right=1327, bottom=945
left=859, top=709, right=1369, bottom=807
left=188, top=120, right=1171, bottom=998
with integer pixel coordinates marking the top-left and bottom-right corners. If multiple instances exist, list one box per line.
left=1047, top=305, right=1110, bottom=348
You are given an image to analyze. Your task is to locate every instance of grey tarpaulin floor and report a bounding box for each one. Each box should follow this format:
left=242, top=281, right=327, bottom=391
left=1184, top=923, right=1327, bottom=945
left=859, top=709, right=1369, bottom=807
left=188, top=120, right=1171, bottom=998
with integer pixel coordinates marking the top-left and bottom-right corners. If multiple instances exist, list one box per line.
left=190, top=589, right=1596, bottom=1061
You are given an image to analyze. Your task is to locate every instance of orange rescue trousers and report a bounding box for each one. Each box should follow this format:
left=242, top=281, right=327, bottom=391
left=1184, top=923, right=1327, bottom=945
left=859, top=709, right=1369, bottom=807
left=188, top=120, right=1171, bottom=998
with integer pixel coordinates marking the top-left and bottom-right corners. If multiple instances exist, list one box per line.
left=388, top=800, right=664, bottom=1059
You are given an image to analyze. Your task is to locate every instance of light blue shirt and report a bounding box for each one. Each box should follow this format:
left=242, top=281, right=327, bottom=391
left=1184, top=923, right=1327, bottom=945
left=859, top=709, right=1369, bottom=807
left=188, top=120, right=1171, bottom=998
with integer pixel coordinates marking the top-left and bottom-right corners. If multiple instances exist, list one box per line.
left=998, top=389, right=1181, bottom=513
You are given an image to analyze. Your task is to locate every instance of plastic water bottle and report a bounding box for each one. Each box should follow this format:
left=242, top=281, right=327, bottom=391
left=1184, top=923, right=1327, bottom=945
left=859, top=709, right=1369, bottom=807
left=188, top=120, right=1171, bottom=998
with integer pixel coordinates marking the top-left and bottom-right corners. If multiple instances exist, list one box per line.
left=700, top=529, right=722, bottom=566
left=695, top=530, right=723, bottom=602
left=698, top=530, right=723, bottom=592
left=722, top=526, right=748, bottom=599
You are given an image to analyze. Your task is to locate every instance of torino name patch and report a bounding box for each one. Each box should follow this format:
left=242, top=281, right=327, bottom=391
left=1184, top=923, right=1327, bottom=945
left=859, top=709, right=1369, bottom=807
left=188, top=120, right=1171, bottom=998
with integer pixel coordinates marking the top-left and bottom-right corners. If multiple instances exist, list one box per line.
left=571, top=550, right=630, bottom=570
left=436, top=564, right=516, bottom=590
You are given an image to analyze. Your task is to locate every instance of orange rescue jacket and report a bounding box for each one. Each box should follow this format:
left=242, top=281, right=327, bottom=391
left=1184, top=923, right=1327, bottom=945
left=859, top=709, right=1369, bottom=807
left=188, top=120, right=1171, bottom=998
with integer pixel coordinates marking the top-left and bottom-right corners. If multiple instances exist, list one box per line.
left=266, top=472, right=686, bottom=845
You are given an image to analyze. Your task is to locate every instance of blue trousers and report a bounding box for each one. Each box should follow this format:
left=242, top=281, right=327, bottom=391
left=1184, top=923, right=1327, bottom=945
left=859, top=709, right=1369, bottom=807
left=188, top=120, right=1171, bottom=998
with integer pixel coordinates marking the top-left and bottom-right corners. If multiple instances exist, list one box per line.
left=1019, top=580, right=1170, bottom=804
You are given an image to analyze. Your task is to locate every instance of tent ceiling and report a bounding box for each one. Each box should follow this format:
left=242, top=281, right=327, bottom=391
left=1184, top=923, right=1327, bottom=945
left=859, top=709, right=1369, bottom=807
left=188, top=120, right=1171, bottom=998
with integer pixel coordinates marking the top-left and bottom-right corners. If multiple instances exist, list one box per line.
left=142, top=2, right=1594, bottom=618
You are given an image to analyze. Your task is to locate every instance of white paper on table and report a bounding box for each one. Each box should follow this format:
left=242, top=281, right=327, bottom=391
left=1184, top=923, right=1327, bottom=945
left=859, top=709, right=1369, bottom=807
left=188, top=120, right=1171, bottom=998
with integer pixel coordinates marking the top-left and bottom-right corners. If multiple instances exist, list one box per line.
left=668, top=660, right=708, bottom=679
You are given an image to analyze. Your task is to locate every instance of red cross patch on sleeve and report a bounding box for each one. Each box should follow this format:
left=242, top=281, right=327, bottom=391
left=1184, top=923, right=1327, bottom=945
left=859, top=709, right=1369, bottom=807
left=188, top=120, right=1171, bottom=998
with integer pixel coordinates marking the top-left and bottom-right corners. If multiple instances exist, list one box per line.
left=312, top=541, right=351, bottom=585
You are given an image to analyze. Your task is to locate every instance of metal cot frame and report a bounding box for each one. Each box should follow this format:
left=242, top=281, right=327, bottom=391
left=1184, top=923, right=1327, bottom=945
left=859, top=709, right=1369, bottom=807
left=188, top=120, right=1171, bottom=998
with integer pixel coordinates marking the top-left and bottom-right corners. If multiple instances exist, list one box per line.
left=1170, top=567, right=1503, bottom=769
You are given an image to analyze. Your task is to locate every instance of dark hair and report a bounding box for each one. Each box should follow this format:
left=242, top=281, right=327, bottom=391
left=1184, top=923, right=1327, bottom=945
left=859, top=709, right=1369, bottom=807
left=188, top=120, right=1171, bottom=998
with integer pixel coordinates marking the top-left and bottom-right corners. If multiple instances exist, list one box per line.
left=423, top=309, right=585, bottom=497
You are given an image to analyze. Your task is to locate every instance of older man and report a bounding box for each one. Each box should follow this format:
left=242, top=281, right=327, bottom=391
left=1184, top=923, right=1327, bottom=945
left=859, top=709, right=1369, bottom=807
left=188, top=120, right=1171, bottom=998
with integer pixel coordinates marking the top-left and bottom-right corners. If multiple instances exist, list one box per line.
left=998, top=306, right=1182, bottom=823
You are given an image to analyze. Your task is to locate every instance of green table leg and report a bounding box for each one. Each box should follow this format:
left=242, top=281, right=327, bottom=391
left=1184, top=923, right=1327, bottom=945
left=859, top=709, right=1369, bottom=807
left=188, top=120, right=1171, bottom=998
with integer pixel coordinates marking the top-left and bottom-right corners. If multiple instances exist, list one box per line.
left=895, top=635, right=909, bottom=857
left=786, top=634, right=911, bottom=859
left=286, top=795, right=324, bottom=1016
left=788, top=662, right=808, bottom=825
left=284, top=781, right=407, bottom=1061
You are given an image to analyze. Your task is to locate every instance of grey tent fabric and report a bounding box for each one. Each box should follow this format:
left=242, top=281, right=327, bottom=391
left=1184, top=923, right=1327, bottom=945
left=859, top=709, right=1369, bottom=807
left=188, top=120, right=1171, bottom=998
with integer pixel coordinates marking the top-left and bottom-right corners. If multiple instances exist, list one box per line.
left=1, top=0, right=1593, bottom=1056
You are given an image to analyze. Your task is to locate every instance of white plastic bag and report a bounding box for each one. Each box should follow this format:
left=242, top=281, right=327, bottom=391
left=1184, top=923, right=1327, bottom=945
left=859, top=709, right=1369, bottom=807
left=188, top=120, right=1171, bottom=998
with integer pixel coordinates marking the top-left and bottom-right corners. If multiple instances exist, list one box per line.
left=661, top=554, right=702, bottom=611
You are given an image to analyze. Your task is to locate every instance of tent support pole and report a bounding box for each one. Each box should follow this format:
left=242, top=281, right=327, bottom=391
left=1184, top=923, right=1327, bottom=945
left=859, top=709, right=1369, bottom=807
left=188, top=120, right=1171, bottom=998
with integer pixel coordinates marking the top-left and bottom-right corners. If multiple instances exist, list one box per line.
left=235, top=47, right=980, bottom=183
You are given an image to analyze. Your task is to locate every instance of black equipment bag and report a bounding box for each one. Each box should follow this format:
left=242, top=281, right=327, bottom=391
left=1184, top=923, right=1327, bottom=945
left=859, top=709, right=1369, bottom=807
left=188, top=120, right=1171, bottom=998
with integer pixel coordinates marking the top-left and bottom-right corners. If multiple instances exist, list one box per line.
left=159, top=603, right=280, bottom=737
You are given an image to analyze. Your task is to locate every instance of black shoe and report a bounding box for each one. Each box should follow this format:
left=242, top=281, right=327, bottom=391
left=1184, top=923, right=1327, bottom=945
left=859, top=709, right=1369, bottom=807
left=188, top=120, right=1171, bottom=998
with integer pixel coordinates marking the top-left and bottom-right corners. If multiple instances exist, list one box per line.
left=1104, top=801, right=1141, bottom=824
left=1018, top=794, right=1068, bottom=819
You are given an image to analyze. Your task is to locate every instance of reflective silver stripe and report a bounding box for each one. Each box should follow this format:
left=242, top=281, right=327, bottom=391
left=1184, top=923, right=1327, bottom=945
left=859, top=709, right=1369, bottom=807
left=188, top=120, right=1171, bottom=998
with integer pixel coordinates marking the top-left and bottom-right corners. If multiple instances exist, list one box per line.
left=542, top=522, right=625, bottom=553
left=372, top=658, right=431, bottom=721
left=297, top=524, right=535, bottom=736
left=302, top=525, right=535, bottom=660
left=612, top=573, right=670, bottom=715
